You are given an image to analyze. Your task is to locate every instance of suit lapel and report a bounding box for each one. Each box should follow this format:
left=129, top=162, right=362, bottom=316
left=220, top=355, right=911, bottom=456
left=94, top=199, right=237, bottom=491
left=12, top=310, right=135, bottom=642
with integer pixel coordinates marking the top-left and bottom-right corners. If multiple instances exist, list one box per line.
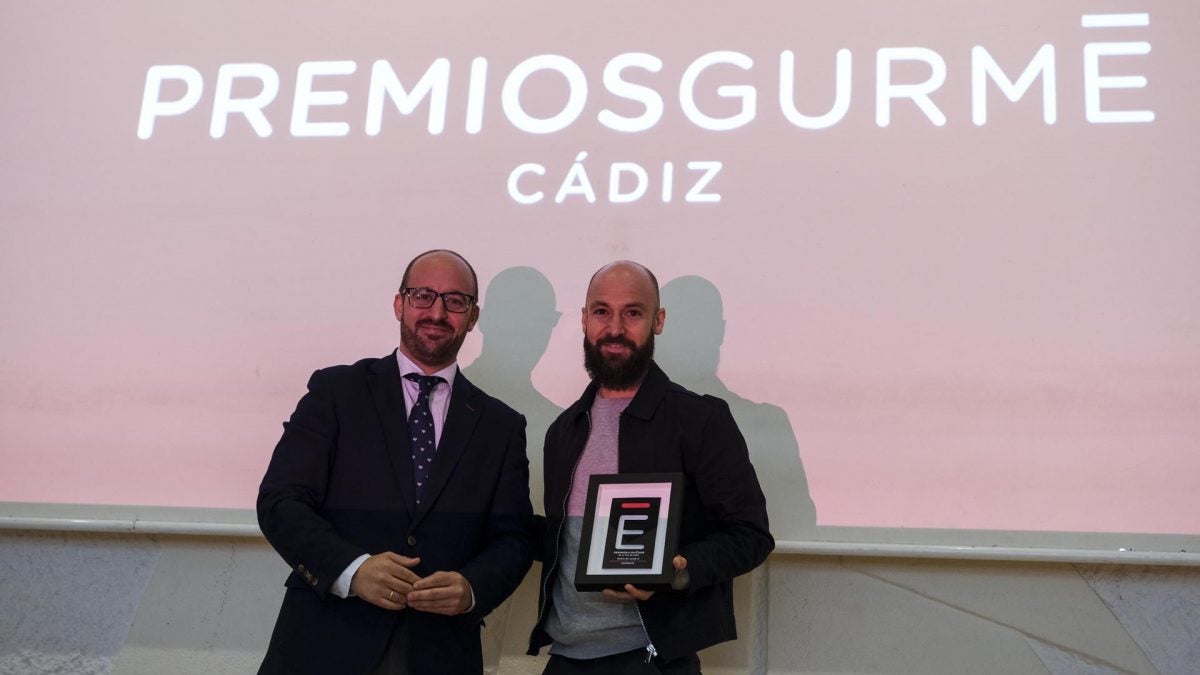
left=367, top=352, right=417, bottom=517
left=413, top=372, right=482, bottom=523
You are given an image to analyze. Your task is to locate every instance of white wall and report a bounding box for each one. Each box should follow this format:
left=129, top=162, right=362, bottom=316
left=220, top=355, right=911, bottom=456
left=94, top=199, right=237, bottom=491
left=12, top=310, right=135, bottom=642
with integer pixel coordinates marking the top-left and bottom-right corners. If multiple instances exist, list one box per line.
left=2, top=530, right=1197, bottom=674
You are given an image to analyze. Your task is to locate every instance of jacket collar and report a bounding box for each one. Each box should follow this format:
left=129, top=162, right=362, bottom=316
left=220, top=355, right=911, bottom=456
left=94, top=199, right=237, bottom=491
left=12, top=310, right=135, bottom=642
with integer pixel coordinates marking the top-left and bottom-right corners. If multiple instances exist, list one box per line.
left=366, top=350, right=484, bottom=522
left=569, top=360, right=669, bottom=422
left=367, top=352, right=417, bottom=516
left=419, top=370, right=483, bottom=519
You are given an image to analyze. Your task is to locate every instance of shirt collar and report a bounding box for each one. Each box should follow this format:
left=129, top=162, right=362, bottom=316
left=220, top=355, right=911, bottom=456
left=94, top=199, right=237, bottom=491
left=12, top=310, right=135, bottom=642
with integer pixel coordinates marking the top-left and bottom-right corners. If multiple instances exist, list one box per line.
left=395, top=349, right=458, bottom=387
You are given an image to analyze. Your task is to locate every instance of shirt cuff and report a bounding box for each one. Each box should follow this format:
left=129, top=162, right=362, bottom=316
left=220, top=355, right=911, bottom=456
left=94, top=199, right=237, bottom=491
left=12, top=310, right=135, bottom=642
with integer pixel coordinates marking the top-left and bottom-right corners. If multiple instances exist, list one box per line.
left=331, top=554, right=370, bottom=598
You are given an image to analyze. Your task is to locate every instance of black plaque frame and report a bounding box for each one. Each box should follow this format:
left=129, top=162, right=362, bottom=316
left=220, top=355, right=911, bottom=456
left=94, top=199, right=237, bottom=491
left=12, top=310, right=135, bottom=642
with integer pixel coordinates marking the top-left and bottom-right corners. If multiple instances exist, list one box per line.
left=574, top=472, right=684, bottom=592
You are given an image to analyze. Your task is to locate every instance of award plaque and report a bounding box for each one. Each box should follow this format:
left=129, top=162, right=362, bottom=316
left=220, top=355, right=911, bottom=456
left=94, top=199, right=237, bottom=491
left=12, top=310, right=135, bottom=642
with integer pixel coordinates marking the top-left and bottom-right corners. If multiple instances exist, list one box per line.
left=574, top=472, right=684, bottom=592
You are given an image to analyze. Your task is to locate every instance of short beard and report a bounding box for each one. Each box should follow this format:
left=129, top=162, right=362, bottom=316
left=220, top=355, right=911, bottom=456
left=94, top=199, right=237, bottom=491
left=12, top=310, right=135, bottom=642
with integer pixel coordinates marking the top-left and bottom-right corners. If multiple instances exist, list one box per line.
left=401, top=319, right=461, bottom=367
left=583, top=333, right=654, bottom=391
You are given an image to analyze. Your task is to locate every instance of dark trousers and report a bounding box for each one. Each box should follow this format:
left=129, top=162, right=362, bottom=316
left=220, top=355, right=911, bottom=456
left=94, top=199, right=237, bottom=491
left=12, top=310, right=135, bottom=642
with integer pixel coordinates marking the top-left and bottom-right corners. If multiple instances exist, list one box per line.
left=543, top=649, right=701, bottom=675
left=370, top=617, right=410, bottom=675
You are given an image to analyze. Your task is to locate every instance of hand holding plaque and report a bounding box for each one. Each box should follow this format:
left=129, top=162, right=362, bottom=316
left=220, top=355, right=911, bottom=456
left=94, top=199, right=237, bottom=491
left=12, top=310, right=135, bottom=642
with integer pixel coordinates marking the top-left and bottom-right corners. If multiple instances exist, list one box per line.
left=601, top=555, right=688, bottom=601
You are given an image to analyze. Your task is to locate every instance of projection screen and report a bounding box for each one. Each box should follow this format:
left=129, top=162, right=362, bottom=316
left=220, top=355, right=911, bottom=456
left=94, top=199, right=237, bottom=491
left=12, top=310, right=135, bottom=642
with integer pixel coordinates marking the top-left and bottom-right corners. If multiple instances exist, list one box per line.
left=1, top=1, right=1197, bottom=556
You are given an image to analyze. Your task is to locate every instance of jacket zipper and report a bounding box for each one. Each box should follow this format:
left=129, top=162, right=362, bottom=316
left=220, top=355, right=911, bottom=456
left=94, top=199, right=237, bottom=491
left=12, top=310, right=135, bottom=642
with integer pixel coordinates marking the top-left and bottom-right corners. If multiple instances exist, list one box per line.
left=634, top=602, right=658, bottom=662
left=535, top=411, right=590, bottom=629
left=621, top=409, right=659, bottom=663
left=537, top=408, right=659, bottom=664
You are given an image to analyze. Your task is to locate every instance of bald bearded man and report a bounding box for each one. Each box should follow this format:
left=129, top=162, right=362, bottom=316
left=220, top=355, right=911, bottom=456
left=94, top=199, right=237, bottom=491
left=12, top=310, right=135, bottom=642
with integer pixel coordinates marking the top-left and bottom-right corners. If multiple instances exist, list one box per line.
left=527, top=261, right=774, bottom=674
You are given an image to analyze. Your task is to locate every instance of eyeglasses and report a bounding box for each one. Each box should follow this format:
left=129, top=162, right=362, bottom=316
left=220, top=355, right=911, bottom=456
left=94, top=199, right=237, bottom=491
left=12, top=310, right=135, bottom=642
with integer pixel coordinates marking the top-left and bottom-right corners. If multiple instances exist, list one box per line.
left=400, top=287, right=476, bottom=313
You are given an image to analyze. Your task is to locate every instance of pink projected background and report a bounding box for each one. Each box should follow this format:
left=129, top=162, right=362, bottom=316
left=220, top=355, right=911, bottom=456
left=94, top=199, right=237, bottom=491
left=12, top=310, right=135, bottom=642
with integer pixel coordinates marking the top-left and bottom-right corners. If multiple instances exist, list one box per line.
left=1, top=1, right=1197, bottom=540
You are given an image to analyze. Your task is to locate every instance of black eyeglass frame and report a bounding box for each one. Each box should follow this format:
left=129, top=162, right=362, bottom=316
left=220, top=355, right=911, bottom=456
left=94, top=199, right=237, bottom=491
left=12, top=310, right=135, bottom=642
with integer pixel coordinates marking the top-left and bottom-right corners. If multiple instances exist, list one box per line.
left=399, top=287, right=477, bottom=313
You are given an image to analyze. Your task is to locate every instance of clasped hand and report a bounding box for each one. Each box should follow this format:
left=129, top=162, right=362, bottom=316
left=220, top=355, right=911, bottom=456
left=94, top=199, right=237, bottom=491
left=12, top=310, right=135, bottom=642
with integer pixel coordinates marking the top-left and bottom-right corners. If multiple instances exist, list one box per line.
left=349, top=552, right=472, bottom=615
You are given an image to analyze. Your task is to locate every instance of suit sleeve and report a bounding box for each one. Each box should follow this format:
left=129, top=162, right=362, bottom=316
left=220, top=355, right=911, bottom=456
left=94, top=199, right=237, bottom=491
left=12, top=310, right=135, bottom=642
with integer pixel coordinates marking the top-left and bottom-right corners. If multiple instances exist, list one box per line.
left=257, top=369, right=366, bottom=597
left=457, top=414, right=536, bottom=618
left=676, top=397, right=775, bottom=591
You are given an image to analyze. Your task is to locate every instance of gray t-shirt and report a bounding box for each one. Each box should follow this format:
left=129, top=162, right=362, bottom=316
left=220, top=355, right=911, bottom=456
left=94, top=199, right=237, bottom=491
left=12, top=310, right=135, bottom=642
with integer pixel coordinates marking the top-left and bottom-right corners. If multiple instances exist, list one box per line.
left=545, top=395, right=648, bottom=659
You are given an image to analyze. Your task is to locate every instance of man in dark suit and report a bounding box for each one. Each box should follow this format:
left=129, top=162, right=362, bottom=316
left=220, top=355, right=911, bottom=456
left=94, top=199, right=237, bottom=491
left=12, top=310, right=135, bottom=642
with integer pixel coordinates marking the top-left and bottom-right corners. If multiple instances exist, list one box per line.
left=258, top=249, right=535, bottom=674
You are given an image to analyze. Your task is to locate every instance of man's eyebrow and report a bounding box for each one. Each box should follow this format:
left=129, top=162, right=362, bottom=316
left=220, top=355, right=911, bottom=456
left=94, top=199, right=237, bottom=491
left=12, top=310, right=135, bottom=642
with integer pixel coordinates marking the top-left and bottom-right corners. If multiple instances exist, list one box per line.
left=414, top=285, right=472, bottom=294
left=587, top=300, right=650, bottom=311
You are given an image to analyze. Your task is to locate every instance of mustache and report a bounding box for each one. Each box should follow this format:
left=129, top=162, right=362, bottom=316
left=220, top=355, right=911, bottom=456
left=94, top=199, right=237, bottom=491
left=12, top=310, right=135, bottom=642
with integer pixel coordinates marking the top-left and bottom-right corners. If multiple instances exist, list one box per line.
left=594, top=336, right=637, bottom=350
left=416, top=319, right=454, bottom=332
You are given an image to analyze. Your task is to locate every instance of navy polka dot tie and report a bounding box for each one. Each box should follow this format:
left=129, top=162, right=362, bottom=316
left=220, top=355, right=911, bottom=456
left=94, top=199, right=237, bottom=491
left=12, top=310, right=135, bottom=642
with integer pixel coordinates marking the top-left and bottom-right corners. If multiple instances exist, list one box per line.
left=404, top=373, right=444, bottom=505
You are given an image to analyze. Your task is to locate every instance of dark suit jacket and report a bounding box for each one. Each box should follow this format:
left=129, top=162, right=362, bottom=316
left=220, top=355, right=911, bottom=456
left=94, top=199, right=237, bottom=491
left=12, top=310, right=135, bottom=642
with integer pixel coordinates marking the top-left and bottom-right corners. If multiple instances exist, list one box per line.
left=257, top=351, right=534, bottom=675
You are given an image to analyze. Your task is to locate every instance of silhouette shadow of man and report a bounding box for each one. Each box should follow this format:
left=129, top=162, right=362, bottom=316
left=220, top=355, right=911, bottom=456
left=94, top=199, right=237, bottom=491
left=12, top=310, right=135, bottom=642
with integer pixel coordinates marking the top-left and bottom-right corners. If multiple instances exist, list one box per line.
left=657, top=275, right=817, bottom=673
left=658, top=275, right=816, bottom=533
left=463, top=266, right=562, bottom=502
left=462, top=266, right=562, bottom=673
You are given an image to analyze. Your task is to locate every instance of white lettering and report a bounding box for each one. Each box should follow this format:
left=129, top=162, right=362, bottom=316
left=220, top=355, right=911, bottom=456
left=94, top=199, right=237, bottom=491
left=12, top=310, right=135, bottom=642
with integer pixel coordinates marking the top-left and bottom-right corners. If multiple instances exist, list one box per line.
left=366, top=58, right=450, bottom=136
left=608, top=162, right=649, bottom=203
left=1081, top=13, right=1149, bottom=29
left=465, top=57, right=488, bottom=134
left=137, top=65, right=204, bottom=139
left=1083, top=42, right=1154, bottom=123
left=507, top=163, right=546, bottom=204
left=291, top=60, right=356, bottom=137
left=685, top=161, right=723, bottom=203
left=876, top=47, right=947, bottom=127
left=210, top=63, right=280, bottom=138
left=599, top=53, right=664, bottom=133
left=555, top=151, right=597, bottom=203
left=972, top=45, right=1056, bottom=125
left=615, top=514, right=648, bottom=550
left=680, top=51, right=756, bottom=131
left=779, top=49, right=852, bottom=130
left=502, top=55, right=588, bottom=134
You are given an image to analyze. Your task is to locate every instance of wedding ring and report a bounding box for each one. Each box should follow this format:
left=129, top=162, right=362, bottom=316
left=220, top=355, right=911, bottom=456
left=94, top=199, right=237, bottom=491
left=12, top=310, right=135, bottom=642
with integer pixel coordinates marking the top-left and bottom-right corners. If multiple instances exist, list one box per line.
left=388, top=589, right=395, bottom=601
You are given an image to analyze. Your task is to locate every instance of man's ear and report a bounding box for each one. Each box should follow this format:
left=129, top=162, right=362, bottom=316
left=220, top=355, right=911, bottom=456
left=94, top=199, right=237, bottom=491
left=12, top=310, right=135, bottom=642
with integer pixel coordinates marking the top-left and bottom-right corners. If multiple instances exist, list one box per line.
left=653, top=307, right=666, bottom=335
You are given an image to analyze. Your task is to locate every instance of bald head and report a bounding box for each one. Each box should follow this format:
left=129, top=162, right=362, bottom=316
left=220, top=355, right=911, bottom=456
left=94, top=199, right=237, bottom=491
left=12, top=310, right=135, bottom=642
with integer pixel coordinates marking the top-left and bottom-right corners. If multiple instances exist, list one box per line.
left=401, top=249, right=479, bottom=297
left=586, top=260, right=660, bottom=309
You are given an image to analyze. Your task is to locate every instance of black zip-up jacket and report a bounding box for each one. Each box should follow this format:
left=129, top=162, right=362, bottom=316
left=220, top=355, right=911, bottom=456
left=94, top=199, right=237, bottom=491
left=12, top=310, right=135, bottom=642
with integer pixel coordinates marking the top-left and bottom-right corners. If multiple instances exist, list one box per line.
left=527, top=361, right=774, bottom=661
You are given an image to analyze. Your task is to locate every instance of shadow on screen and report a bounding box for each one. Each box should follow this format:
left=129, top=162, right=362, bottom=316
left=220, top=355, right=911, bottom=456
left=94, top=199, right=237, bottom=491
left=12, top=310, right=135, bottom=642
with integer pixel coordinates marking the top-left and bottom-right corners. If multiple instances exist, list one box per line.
left=461, top=265, right=563, bottom=513
left=461, top=266, right=564, bottom=670
left=658, top=275, right=817, bottom=540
